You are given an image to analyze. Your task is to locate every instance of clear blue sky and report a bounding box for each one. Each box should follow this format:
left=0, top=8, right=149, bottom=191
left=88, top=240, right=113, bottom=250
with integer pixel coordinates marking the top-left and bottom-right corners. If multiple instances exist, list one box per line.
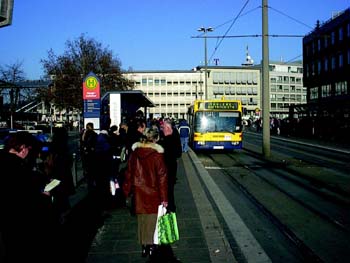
left=0, top=0, right=349, bottom=80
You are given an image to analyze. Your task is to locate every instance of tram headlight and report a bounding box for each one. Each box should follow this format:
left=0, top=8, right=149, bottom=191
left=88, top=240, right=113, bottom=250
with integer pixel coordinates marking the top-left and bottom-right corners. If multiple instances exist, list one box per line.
left=198, top=141, right=205, bottom=145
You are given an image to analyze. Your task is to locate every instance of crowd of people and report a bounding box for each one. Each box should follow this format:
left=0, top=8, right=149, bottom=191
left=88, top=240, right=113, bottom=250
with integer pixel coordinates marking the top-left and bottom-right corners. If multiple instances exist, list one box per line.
left=0, top=112, right=189, bottom=262
left=80, top=114, right=187, bottom=262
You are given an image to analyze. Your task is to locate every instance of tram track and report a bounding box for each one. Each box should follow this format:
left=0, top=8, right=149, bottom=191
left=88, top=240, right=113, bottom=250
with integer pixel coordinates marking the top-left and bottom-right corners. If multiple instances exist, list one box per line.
left=198, top=151, right=350, bottom=262
left=229, top=152, right=350, bottom=231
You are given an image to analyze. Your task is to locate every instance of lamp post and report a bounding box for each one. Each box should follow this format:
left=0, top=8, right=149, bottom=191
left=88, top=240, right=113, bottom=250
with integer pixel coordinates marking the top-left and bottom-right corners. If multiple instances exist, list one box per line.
left=198, top=26, right=213, bottom=100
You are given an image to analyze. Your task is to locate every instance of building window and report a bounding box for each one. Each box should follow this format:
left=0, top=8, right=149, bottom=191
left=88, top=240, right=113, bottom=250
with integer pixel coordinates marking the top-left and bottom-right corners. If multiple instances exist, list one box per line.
left=339, top=27, right=343, bottom=41
left=331, top=56, right=336, bottom=70
left=331, top=31, right=335, bottom=45
left=224, top=72, right=230, bottom=84
left=324, top=35, right=328, bottom=48
left=252, top=87, right=258, bottom=95
left=252, top=73, right=258, bottom=84
left=230, top=72, right=236, bottom=84
left=321, top=84, right=331, bottom=98
left=339, top=53, right=344, bottom=68
left=310, top=87, right=318, bottom=100
left=318, top=38, right=321, bottom=51
left=236, top=73, right=242, bottom=84
left=335, top=81, right=348, bottom=95
left=142, top=78, right=147, bottom=86
left=324, top=57, right=328, bottom=72
left=317, top=60, right=321, bottom=74
left=247, top=87, right=253, bottom=95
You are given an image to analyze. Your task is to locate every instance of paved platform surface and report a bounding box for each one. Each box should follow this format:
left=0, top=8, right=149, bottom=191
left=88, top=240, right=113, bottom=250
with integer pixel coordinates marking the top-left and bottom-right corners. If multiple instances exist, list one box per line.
left=85, top=150, right=236, bottom=263
left=67, top=131, right=350, bottom=263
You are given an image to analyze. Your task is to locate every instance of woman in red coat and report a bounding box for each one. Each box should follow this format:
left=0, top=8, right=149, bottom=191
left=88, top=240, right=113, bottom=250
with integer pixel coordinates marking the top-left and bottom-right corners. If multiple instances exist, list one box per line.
left=122, top=127, right=168, bottom=258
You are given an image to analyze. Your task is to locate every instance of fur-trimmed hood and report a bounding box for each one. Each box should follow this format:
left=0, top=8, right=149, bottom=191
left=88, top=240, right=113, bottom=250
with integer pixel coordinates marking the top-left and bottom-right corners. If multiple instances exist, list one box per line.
left=132, top=142, right=164, bottom=153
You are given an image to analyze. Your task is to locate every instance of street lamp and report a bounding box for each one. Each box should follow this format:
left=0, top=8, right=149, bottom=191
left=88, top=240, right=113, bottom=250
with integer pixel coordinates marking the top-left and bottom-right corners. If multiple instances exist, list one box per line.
left=197, top=26, right=213, bottom=100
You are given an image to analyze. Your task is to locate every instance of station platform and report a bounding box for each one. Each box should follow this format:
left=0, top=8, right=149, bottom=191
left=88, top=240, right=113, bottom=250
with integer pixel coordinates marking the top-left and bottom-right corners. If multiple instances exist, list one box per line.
left=64, top=131, right=350, bottom=263
left=85, top=150, right=236, bottom=263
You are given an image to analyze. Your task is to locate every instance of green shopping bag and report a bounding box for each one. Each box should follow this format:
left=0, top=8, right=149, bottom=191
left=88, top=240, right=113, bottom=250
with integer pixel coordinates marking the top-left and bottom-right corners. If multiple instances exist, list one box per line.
left=158, top=212, right=179, bottom=244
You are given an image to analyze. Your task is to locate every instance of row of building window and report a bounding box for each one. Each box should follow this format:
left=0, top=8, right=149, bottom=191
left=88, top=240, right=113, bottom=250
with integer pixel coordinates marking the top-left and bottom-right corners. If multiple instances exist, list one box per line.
left=146, top=92, right=202, bottom=96
left=212, top=86, right=258, bottom=95
left=271, top=85, right=306, bottom=93
left=138, top=78, right=203, bottom=86
left=270, top=76, right=302, bottom=84
left=306, top=22, right=350, bottom=56
left=306, top=49, right=350, bottom=76
left=310, top=81, right=348, bottom=99
left=270, top=94, right=305, bottom=102
left=269, top=65, right=303, bottom=74
left=212, top=72, right=258, bottom=85
left=271, top=103, right=292, bottom=110
left=152, top=97, right=259, bottom=107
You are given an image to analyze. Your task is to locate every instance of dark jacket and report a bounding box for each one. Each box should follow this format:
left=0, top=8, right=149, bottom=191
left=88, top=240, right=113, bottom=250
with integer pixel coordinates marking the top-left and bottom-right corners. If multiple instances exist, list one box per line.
left=122, top=142, right=168, bottom=214
left=159, top=128, right=182, bottom=184
left=0, top=151, right=57, bottom=262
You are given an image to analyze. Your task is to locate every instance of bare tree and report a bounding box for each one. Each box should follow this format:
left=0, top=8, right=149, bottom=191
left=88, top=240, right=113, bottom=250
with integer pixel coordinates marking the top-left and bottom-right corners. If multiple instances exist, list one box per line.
left=0, top=61, right=28, bottom=127
left=41, top=34, right=134, bottom=111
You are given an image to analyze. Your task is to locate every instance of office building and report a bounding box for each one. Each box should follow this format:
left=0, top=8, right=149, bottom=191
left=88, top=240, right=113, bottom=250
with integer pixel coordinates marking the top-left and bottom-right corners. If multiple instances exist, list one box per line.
left=124, top=65, right=261, bottom=119
left=267, top=61, right=306, bottom=119
left=301, top=8, right=350, bottom=141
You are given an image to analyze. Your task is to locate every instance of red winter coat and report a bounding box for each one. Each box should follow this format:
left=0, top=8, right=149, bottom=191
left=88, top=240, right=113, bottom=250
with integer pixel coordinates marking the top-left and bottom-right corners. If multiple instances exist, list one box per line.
left=123, top=142, right=168, bottom=214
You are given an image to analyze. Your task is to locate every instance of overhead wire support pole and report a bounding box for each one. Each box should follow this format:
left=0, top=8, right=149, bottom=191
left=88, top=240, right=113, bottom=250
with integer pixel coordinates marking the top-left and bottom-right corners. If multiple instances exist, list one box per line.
left=262, top=0, right=271, bottom=158
left=197, top=27, right=213, bottom=100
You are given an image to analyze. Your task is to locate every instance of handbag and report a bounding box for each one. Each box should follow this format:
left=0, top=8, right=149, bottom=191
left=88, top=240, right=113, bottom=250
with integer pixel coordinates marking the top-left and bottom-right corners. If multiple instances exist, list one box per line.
left=157, top=208, right=179, bottom=244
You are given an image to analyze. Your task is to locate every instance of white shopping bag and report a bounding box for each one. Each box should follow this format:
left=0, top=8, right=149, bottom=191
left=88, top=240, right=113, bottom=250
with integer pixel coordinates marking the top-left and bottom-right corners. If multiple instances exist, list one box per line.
left=153, top=204, right=167, bottom=244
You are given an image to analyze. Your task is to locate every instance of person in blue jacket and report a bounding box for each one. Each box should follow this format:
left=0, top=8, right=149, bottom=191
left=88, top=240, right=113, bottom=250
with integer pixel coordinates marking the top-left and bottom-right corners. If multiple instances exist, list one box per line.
left=177, top=119, right=190, bottom=153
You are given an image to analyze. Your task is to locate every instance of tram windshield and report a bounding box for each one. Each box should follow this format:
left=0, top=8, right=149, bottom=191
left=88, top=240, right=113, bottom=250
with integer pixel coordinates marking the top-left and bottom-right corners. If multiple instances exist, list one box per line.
left=194, top=111, right=242, bottom=133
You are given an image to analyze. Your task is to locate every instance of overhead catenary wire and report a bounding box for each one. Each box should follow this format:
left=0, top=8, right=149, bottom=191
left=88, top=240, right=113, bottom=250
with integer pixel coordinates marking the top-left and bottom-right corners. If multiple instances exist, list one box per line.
left=202, top=2, right=314, bottom=64
left=268, top=6, right=314, bottom=30
left=209, top=0, right=251, bottom=62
